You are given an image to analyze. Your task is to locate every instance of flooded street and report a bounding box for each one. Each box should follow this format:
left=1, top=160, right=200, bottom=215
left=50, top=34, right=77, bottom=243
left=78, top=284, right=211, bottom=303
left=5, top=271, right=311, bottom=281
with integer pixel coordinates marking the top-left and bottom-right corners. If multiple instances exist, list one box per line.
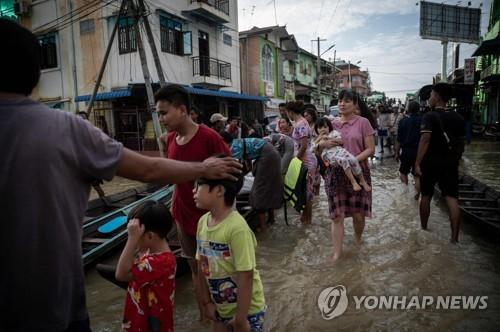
left=86, top=142, right=500, bottom=331
left=462, top=140, right=500, bottom=192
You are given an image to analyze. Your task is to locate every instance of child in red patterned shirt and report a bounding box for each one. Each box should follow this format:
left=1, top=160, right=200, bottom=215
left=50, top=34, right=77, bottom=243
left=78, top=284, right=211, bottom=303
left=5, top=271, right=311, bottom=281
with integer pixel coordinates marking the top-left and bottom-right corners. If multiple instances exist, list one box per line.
left=116, top=200, right=176, bottom=332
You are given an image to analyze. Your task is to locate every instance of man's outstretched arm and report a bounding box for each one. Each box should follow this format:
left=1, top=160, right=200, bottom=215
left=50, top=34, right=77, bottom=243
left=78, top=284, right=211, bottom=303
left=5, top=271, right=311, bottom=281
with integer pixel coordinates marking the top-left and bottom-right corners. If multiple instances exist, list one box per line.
left=116, top=148, right=242, bottom=184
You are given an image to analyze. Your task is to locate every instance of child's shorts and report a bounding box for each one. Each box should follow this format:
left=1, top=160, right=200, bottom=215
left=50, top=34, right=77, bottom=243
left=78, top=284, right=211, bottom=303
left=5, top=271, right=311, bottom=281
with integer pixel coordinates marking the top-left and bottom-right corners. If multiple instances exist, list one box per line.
left=216, top=309, right=266, bottom=332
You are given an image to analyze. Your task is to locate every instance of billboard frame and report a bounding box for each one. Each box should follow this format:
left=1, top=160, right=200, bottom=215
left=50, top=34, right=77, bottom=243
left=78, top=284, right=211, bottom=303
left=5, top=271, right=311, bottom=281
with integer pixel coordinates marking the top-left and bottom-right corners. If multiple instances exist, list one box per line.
left=419, top=1, right=481, bottom=44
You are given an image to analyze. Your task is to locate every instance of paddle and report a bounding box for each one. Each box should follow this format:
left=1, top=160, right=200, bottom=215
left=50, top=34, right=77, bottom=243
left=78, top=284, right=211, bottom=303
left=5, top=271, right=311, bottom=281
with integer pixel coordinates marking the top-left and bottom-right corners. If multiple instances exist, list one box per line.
left=97, top=215, right=127, bottom=234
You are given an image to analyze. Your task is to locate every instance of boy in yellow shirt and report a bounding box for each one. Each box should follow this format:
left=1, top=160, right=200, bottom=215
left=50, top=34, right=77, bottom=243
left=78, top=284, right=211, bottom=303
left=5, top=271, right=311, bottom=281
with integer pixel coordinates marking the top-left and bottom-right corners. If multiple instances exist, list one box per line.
left=193, top=169, right=266, bottom=332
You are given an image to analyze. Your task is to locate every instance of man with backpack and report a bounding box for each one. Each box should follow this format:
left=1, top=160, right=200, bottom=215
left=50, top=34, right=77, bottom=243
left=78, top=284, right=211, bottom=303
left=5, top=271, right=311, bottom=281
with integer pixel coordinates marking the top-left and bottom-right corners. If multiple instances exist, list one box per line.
left=415, top=83, right=465, bottom=243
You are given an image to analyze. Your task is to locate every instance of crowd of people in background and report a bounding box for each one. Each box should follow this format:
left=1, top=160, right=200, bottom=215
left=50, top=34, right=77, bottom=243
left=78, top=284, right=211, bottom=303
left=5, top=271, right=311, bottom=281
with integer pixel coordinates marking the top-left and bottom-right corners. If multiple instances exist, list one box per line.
left=1, top=18, right=469, bottom=332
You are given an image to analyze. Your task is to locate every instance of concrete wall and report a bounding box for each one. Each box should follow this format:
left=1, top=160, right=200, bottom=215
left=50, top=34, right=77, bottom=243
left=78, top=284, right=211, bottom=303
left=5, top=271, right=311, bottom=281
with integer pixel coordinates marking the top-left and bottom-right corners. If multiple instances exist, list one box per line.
left=25, top=0, right=242, bottom=112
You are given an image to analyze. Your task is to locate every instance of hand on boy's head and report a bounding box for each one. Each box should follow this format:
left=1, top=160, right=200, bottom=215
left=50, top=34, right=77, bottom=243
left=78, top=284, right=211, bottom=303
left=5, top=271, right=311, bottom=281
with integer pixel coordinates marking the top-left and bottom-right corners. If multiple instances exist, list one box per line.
left=127, top=218, right=145, bottom=240
left=202, top=156, right=242, bottom=181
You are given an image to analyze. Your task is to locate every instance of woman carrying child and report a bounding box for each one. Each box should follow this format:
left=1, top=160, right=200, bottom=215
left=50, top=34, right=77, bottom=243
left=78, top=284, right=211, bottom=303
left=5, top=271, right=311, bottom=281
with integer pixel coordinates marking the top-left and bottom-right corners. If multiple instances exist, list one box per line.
left=312, top=117, right=371, bottom=192
left=316, top=90, right=375, bottom=262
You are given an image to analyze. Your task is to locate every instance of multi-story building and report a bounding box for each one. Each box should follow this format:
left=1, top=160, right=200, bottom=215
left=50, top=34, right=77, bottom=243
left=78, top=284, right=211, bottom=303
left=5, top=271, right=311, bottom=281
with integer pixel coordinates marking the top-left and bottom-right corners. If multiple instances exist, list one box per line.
left=294, top=48, right=337, bottom=113
left=472, top=0, right=500, bottom=127
left=239, top=26, right=339, bottom=113
left=334, top=60, right=372, bottom=97
left=7, top=0, right=265, bottom=151
left=239, top=25, right=299, bottom=111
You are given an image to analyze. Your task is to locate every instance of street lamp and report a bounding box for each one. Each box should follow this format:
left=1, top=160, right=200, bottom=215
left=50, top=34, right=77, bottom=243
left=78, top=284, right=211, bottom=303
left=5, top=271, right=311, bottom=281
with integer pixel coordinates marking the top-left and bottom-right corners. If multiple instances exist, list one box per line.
left=348, top=60, right=361, bottom=88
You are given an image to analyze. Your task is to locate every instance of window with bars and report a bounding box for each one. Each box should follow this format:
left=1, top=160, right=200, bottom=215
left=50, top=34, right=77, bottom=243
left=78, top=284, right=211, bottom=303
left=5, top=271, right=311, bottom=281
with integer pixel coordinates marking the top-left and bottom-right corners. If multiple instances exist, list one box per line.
left=80, top=19, right=95, bottom=34
left=39, top=34, right=58, bottom=69
left=223, top=33, right=232, bottom=46
left=160, top=16, right=184, bottom=55
left=262, top=44, right=274, bottom=82
left=118, top=17, right=136, bottom=54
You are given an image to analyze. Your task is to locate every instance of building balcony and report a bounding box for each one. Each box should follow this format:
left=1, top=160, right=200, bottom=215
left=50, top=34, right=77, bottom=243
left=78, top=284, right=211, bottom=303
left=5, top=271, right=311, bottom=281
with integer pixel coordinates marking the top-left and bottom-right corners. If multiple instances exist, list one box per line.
left=192, top=56, right=231, bottom=87
left=183, top=0, right=230, bottom=24
left=480, top=64, right=500, bottom=81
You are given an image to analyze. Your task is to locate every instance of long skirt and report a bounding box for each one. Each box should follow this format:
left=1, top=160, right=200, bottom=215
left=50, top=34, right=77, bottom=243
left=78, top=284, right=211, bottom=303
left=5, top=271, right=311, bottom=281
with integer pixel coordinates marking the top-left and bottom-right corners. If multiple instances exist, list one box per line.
left=249, top=142, right=284, bottom=211
left=323, top=162, right=372, bottom=219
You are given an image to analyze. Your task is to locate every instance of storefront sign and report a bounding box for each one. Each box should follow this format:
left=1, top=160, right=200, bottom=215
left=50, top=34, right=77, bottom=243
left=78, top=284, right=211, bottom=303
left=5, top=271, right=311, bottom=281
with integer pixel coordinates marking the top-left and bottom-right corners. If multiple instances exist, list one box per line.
left=464, top=58, right=475, bottom=85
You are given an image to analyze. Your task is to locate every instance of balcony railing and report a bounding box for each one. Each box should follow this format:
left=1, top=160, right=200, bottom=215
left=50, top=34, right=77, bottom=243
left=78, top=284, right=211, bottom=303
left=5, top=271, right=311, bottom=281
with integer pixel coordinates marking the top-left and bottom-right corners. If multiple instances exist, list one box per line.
left=193, top=56, right=231, bottom=80
left=480, top=64, right=500, bottom=80
left=190, top=0, right=229, bottom=15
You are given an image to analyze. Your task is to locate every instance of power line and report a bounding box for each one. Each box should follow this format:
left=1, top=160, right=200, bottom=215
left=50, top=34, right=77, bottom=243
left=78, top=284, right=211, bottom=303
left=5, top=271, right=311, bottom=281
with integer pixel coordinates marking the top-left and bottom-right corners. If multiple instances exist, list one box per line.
left=45, top=0, right=117, bottom=34
left=33, top=0, right=102, bottom=33
left=321, top=0, right=341, bottom=36
left=313, top=0, right=326, bottom=37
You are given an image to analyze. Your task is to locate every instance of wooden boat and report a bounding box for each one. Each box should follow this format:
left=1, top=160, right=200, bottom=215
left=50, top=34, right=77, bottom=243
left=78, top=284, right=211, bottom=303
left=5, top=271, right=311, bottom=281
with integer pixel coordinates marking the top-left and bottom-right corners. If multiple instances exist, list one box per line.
left=85, top=184, right=162, bottom=220
left=92, top=187, right=258, bottom=287
left=84, top=183, right=258, bottom=270
left=457, top=174, right=500, bottom=235
left=82, top=185, right=174, bottom=268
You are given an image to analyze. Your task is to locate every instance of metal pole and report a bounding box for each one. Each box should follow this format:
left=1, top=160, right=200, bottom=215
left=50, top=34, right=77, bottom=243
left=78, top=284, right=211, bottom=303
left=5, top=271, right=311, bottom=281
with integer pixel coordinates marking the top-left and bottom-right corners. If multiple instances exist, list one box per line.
left=332, top=50, right=336, bottom=90
left=69, top=0, right=79, bottom=112
left=137, top=0, right=166, bottom=86
left=317, top=37, right=321, bottom=109
left=130, top=0, right=163, bottom=146
left=441, top=41, right=448, bottom=82
left=85, top=0, right=127, bottom=117
left=311, top=37, right=326, bottom=108
left=348, top=60, right=351, bottom=88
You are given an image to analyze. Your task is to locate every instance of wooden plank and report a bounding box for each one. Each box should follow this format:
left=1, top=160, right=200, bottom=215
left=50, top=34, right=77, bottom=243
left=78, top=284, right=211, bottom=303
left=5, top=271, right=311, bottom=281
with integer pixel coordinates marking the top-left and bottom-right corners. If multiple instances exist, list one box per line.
left=463, top=206, right=500, bottom=212
left=483, top=217, right=500, bottom=223
left=83, top=237, right=108, bottom=244
left=459, top=190, right=485, bottom=195
left=458, top=197, right=497, bottom=203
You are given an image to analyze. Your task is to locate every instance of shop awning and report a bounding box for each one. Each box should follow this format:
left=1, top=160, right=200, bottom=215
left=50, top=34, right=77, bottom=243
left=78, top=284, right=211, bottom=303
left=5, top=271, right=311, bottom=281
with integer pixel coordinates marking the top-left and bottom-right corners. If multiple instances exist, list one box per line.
left=75, top=88, right=132, bottom=102
left=185, top=87, right=267, bottom=101
left=472, top=36, right=500, bottom=57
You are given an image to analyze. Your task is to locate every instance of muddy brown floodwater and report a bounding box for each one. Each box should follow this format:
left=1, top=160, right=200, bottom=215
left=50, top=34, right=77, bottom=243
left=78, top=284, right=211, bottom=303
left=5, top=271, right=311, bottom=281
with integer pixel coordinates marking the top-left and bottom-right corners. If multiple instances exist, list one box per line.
left=86, top=143, right=500, bottom=331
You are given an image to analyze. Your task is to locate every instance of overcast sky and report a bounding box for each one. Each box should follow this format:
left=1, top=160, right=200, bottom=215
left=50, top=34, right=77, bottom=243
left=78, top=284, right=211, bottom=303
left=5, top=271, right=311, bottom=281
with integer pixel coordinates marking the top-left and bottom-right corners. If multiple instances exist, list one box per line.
left=237, top=0, right=491, bottom=99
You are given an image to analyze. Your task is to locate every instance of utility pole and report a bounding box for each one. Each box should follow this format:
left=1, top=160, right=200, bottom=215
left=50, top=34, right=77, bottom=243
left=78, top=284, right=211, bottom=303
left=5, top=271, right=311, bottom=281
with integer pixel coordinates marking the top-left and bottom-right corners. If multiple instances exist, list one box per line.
left=312, top=37, right=326, bottom=110
left=348, top=60, right=351, bottom=88
left=332, top=49, right=336, bottom=91
left=130, top=0, right=163, bottom=145
left=137, top=0, right=166, bottom=87
left=85, top=0, right=127, bottom=117
left=441, top=41, right=448, bottom=82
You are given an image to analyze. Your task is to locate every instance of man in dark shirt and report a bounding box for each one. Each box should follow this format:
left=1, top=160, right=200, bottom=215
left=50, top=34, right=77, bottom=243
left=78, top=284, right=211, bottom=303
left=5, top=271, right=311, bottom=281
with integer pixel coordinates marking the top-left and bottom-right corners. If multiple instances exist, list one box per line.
left=395, top=101, right=422, bottom=198
left=415, top=83, right=465, bottom=243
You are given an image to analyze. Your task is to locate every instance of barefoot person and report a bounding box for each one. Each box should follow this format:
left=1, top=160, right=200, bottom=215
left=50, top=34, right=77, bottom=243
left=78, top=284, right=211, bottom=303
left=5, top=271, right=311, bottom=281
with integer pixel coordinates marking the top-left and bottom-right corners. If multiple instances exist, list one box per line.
left=317, top=90, right=375, bottom=261
left=313, top=117, right=371, bottom=192
left=286, top=101, right=317, bottom=225
left=0, top=18, right=241, bottom=332
left=395, top=101, right=422, bottom=199
left=415, top=83, right=465, bottom=243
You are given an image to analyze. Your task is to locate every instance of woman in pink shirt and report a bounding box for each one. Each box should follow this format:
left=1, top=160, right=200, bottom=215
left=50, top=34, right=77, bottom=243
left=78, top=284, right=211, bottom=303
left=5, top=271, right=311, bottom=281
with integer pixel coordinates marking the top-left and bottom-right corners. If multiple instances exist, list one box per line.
left=317, top=90, right=376, bottom=262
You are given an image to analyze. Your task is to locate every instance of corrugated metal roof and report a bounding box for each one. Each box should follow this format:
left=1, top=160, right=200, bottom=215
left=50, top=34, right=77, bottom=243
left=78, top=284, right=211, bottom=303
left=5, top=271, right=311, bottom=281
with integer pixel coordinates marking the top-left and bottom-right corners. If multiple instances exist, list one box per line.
left=185, top=87, right=267, bottom=101
left=74, top=88, right=131, bottom=102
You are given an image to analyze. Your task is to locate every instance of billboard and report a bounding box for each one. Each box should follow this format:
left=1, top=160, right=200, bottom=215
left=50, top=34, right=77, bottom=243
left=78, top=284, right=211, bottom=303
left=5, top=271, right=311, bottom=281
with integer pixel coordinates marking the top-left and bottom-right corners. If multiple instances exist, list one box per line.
left=420, top=1, right=481, bottom=44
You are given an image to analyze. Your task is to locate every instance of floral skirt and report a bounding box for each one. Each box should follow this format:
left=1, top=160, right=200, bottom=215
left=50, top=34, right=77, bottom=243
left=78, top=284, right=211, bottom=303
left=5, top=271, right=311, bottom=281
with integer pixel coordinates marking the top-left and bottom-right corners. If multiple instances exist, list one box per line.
left=323, top=162, right=372, bottom=219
